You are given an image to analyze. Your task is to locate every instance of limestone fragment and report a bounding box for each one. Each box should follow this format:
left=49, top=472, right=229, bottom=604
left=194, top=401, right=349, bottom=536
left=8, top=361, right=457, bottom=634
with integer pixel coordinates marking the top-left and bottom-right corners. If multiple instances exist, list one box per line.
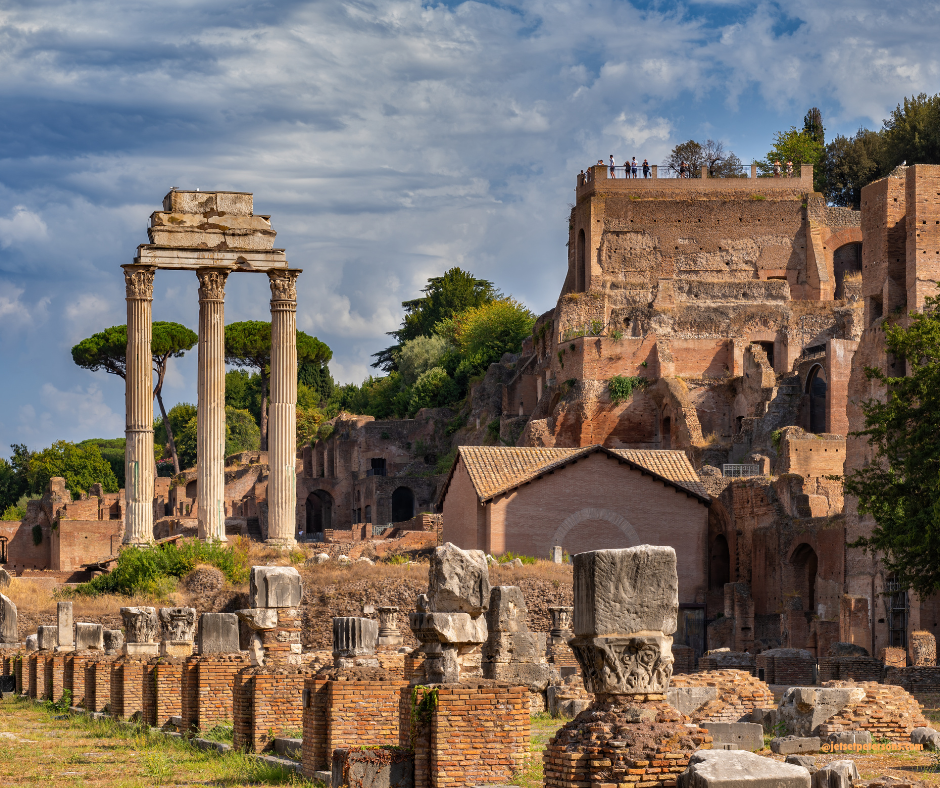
left=57, top=601, right=74, bottom=649
left=198, top=613, right=240, bottom=654
left=678, top=750, right=811, bottom=788
left=103, top=630, right=124, bottom=653
left=120, top=607, right=159, bottom=655
left=25, top=634, right=38, bottom=652
left=249, top=566, right=302, bottom=608
left=332, top=617, right=378, bottom=667
left=37, top=625, right=58, bottom=650
left=159, top=607, right=197, bottom=656
left=812, top=760, right=859, bottom=788
left=0, top=592, right=16, bottom=644
left=427, top=542, right=490, bottom=614
left=74, top=623, right=104, bottom=651
left=911, top=726, right=940, bottom=751
left=376, top=607, right=402, bottom=648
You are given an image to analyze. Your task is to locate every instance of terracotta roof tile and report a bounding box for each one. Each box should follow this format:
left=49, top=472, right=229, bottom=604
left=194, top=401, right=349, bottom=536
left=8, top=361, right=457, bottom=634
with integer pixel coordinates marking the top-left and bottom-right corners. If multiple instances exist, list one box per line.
left=455, top=445, right=708, bottom=502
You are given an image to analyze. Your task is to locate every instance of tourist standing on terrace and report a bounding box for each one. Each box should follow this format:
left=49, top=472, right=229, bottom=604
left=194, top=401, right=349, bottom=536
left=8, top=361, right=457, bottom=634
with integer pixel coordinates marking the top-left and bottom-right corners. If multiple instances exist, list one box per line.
left=610, top=155, right=616, bottom=178
left=679, top=161, right=687, bottom=178
left=643, top=159, right=650, bottom=178
left=631, top=157, right=638, bottom=178
left=773, top=160, right=781, bottom=177
left=786, top=160, right=793, bottom=178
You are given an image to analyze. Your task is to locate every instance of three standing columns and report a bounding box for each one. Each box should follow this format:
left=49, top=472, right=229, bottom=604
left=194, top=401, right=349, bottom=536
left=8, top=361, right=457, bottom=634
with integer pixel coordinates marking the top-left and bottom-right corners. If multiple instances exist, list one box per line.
left=197, top=269, right=230, bottom=543
left=266, top=270, right=301, bottom=545
left=123, top=265, right=156, bottom=545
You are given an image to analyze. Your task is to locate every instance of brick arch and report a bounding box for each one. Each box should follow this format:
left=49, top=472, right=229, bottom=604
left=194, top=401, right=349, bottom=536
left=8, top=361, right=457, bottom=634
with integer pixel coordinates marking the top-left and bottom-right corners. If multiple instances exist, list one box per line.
left=814, top=226, right=863, bottom=300
left=550, top=507, right=641, bottom=548
left=825, top=226, right=863, bottom=249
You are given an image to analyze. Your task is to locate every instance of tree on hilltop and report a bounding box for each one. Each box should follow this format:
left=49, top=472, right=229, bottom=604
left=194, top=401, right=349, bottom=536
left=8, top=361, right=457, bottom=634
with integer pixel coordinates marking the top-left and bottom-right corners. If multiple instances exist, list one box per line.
left=665, top=139, right=743, bottom=178
left=71, top=322, right=198, bottom=475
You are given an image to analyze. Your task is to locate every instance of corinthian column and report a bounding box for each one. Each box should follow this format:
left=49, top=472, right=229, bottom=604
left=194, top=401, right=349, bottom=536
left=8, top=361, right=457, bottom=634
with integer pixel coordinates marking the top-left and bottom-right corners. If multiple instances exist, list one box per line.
left=266, top=269, right=301, bottom=545
left=123, top=264, right=156, bottom=545
left=196, top=268, right=230, bottom=542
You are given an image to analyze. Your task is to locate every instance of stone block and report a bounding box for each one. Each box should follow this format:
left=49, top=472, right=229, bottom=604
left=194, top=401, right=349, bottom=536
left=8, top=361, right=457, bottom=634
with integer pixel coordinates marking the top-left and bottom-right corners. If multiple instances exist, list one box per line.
left=249, top=566, right=302, bottom=608
left=0, top=593, right=16, bottom=644
left=74, top=623, right=104, bottom=651
left=785, top=756, right=817, bottom=774
left=332, top=617, right=378, bottom=657
left=428, top=542, right=490, bottom=614
left=103, top=630, right=124, bottom=653
left=812, top=760, right=859, bottom=788
left=825, top=730, right=871, bottom=746
left=486, top=586, right=528, bottom=633
left=125, top=643, right=159, bottom=656
left=236, top=608, right=278, bottom=631
left=770, top=737, right=822, bottom=755
left=702, top=723, right=764, bottom=752
left=38, top=625, right=58, bottom=650
left=25, top=634, right=38, bottom=652
left=678, top=750, right=811, bottom=788
left=409, top=611, right=487, bottom=645
left=483, top=662, right=554, bottom=692
left=198, top=613, right=240, bottom=654
left=120, top=607, right=159, bottom=644
left=911, top=726, right=940, bottom=751
left=331, top=747, right=414, bottom=788
left=552, top=545, right=563, bottom=564
left=0, top=568, right=10, bottom=589
left=828, top=642, right=869, bottom=657
left=159, top=607, right=197, bottom=642
left=777, top=686, right=865, bottom=736
left=572, top=545, right=678, bottom=637
left=668, top=686, right=718, bottom=716
left=57, top=602, right=73, bottom=647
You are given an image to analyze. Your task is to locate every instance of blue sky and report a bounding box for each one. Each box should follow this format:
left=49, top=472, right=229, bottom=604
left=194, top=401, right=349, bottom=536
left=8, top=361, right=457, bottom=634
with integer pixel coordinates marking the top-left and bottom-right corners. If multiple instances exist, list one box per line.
left=0, top=0, right=938, bottom=452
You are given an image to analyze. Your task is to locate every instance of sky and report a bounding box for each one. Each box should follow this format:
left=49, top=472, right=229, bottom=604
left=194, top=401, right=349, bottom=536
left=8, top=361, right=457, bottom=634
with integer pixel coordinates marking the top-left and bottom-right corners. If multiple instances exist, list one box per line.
left=1, top=0, right=939, bottom=453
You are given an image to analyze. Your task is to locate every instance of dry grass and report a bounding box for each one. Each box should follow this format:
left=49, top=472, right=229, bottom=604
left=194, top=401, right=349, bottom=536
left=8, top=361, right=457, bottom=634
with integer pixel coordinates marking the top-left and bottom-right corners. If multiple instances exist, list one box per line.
left=843, top=270, right=863, bottom=282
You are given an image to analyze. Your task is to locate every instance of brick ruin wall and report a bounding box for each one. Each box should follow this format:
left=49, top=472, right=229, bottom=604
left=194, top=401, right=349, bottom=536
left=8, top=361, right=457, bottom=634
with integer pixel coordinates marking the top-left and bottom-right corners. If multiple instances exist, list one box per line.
left=234, top=666, right=312, bottom=753
left=670, top=669, right=774, bottom=723
left=819, top=656, right=884, bottom=684
left=816, top=680, right=928, bottom=741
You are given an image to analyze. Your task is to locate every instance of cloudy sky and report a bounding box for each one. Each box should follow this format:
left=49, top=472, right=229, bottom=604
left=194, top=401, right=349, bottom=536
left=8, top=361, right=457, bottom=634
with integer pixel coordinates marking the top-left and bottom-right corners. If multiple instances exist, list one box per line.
left=0, top=0, right=937, bottom=453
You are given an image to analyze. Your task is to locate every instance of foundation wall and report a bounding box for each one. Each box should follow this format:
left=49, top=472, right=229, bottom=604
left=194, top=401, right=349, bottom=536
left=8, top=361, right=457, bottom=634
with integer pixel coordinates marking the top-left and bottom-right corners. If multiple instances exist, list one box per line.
left=234, top=667, right=310, bottom=753
left=111, top=659, right=149, bottom=720
left=143, top=659, right=184, bottom=728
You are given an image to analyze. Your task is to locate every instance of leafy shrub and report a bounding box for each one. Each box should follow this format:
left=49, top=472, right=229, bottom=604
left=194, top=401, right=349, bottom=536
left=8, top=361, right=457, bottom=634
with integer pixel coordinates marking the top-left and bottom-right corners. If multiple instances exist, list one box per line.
left=72, top=538, right=250, bottom=597
left=398, top=335, right=453, bottom=386
left=497, top=551, right=537, bottom=565
left=409, top=367, right=458, bottom=415
left=608, top=375, right=648, bottom=404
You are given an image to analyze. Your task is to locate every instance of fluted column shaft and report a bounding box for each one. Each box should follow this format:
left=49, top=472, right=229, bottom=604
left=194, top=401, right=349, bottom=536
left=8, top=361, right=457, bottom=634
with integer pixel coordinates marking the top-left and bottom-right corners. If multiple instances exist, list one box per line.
left=197, top=269, right=230, bottom=542
left=267, top=269, right=301, bottom=545
left=123, top=265, right=156, bottom=545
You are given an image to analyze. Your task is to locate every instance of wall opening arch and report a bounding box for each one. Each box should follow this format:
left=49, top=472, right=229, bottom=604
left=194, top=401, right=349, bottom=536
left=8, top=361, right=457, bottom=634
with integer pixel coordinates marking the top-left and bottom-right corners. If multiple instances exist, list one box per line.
left=391, top=486, right=416, bottom=523
left=709, top=534, right=731, bottom=590
left=833, top=241, right=862, bottom=300
left=549, top=507, right=641, bottom=554
left=790, top=543, right=819, bottom=613
left=305, top=490, right=334, bottom=536
left=806, top=365, right=827, bottom=434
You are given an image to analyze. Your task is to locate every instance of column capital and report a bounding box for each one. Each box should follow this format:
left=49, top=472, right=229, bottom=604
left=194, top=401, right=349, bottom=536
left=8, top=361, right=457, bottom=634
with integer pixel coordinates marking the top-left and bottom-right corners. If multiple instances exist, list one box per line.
left=268, top=269, right=302, bottom=303
left=196, top=268, right=231, bottom=301
left=122, top=265, right=156, bottom=300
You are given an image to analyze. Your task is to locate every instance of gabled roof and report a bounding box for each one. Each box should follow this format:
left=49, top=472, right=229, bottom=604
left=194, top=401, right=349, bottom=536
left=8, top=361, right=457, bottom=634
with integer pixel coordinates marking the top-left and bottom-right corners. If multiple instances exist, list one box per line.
left=440, top=445, right=710, bottom=505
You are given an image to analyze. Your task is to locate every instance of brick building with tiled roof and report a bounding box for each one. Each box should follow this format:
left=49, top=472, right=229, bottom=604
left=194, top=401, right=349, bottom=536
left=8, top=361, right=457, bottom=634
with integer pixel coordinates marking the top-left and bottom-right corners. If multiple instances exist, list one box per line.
left=440, top=445, right=710, bottom=648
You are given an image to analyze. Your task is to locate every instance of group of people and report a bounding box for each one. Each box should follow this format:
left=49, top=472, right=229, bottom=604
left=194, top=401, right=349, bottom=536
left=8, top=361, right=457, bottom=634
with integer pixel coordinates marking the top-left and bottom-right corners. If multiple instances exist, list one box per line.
left=607, top=156, right=651, bottom=178
left=772, top=160, right=795, bottom=177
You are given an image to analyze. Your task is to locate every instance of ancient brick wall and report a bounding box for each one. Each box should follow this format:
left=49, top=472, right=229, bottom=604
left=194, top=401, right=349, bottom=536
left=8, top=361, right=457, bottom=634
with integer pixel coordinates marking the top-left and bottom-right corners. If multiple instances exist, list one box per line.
left=818, top=656, right=883, bottom=683
left=780, top=434, right=846, bottom=477
left=302, top=678, right=331, bottom=774
left=860, top=173, right=907, bottom=318
left=403, top=682, right=529, bottom=788
left=825, top=339, right=859, bottom=436
left=233, top=666, right=311, bottom=753
left=68, top=653, right=91, bottom=708
left=816, top=681, right=927, bottom=741
left=484, top=452, right=707, bottom=604
left=52, top=520, right=122, bottom=572
left=905, top=165, right=940, bottom=312
left=882, top=647, right=907, bottom=668
left=143, top=658, right=184, bottom=728
left=111, top=658, right=149, bottom=720
left=441, top=459, right=485, bottom=551
left=194, top=654, right=248, bottom=731
left=25, top=653, right=39, bottom=699
left=50, top=654, right=65, bottom=702
left=0, top=519, right=52, bottom=572
left=670, top=670, right=773, bottom=723
left=886, top=666, right=940, bottom=693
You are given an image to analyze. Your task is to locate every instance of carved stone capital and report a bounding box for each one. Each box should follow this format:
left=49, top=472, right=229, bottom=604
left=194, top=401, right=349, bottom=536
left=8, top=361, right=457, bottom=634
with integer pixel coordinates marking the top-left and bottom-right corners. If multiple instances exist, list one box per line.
left=120, top=606, right=159, bottom=644
left=197, top=268, right=230, bottom=301
left=268, top=269, right=299, bottom=303
left=571, top=632, right=674, bottom=695
left=158, top=606, right=197, bottom=643
left=123, top=265, right=156, bottom=300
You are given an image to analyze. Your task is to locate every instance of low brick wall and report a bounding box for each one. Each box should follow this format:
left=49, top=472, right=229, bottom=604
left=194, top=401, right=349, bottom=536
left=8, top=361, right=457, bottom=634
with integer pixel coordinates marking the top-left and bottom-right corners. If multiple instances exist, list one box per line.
left=26, top=653, right=40, bottom=699
left=816, top=680, right=927, bottom=741
left=673, top=645, right=695, bottom=675
left=14, top=654, right=24, bottom=694
left=195, top=654, right=250, bottom=732
left=697, top=654, right=756, bottom=676
left=404, top=651, right=426, bottom=682
left=234, top=665, right=312, bottom=753
left=86, top=657, right=119, bottom=713
left=111, top=658, right=151, bottom=720
left=403, top=681, right=530, bottom=788
left=50, top=654, right=66, bottom=703
left=301, top=670, right=407, bottom=777
left=755, top=649, right=814, bottom=685
left=885, top=666, right=940, bottom=694
left=818, top=656, right=883, bottom=683
left=670, top=669, right=774, bottom=723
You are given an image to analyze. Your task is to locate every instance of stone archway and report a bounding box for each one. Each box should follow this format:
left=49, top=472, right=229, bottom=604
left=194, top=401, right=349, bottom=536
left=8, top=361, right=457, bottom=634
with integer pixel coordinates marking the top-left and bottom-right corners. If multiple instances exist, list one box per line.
left=549, top=507, right=641, bottom=549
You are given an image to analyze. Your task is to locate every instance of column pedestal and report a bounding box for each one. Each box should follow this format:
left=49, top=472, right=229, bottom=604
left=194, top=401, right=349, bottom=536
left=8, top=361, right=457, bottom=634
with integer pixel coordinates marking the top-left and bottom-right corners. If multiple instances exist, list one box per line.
left=122, top=265, right=156, bottom=545
left=266, top=269, right=301, bottom=546
left=197, top=269, right=230, bottom=543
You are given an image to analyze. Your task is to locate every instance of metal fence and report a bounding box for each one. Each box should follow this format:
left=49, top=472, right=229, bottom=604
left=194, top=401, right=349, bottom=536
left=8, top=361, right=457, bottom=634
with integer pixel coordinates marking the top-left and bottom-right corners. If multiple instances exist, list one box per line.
left=722, top=463, right=760, bottom=478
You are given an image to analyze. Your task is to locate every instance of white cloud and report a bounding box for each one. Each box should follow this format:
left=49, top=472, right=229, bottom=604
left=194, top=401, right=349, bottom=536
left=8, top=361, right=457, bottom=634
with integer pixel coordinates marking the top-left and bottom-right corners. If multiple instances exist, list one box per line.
left=0, top=206, right=47, bottom=248
left=38, top=383, right=124, bottom=438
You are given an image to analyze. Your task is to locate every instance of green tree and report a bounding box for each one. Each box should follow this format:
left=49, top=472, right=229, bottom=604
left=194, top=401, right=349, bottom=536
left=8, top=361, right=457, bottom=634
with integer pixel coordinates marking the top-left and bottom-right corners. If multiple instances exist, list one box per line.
left=881, top=93, right=940, bottom=171
left=665, top=139, right=743, bottom=178
left=224, top=321, right=332, bottom=451
left=804, top=107, right=825, bottom=146
left=0, top=444, right=31, bottom=515
left=225, top=407, right=261, bottom=457
left=758, top=127, right=824, bottom=181
left=398, top=335, right=452, bottom=386
left=665, top=140, right=703, bottom=177
left=844, top=292, right=940, bottom=596
left=437, top=298, right=536, bottom=376
left=409, top=367, right=458, bottom=415
left=823, top=128, right=886, bottom=207
left=28, top=441, right=119, bottom=498
left=372, top=268, right=499, bottom=371
left=71, top=322, right=198, bottom=474
left=77, top=438, right=126, bottom=488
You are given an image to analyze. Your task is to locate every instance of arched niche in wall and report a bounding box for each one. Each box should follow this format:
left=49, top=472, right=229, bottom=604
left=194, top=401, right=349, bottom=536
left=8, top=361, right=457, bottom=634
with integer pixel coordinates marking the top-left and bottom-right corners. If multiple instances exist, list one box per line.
left=391, top=486, right=416, bottom=523
left=806, top=364, right=827, bottom=434
left=305, top=489, right=334, bottom=535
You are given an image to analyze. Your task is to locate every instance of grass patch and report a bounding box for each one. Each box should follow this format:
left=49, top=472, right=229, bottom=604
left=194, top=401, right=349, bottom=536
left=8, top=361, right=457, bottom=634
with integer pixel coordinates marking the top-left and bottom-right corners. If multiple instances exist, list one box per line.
left=68, top=537, right=251, bottom=598
left=0, top=695, right=313, bottom=787
left=497, top=551, right=538, bottom=565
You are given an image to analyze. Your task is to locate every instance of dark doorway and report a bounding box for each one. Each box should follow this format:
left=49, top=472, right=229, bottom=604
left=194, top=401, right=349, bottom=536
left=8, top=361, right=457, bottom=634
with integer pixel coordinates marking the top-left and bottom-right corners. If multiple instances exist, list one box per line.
left=305, top=490, right=334, bottom=536
left=709, top=534, right=731, bottom=590
left=755, top=341, right=774, bottom=371
left=791, top=543, right=819, bottom=613
left=833, top=242, right=862, bottom=299
left=806, top=365, right=827, bottom=434
left=661, top=416, right=672, bottom=449
left=391, top=487, right=416, bottom=522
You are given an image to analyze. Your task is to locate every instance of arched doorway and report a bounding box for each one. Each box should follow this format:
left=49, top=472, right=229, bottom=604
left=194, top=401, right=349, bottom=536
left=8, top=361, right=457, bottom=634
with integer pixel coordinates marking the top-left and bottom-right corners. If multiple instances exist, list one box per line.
left=806, top=365, right=827, bottom=434
left=391, top=487, right=416, bottom=522
left=791, top=543, right=819, bottom=613
left=576, top=229, right=585, bottom=292
left=754, top=341, right=774, bottom=371
left=305, top=490, right=334, bottom=536
left=833, top=242, right=862, bottom=300
left=709, top=534, right=731, bottom=590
